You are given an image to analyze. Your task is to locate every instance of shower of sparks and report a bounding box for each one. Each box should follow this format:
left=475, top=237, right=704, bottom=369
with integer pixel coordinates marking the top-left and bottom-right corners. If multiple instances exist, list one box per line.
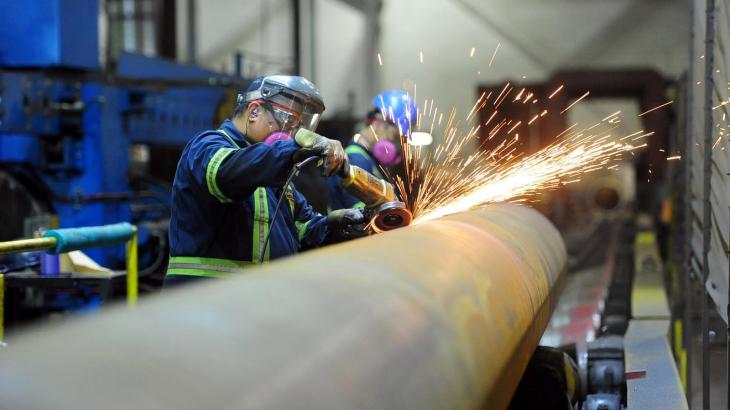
left=560, top=91, right=590, bottom=114
left=712, top=135, right=723, bottom=149
left=638, top=100, right=674, bottom=117
left=385, top=83, right=648, bottom=225
left=667, top=155, right=682, bottom=161
left=377, top=53, right=383, bottom=66
left=548, top=85, right=564, bottom=99
left=369, top=125, right=380, bottom=142
left=419, top=51, right=424, bottom=63
left=470, top=47, right=476, bottom=57
left=488, top=43, right=501, bottom=67
left=713, top=97, right=730, bottom=110
left=602, top=111, right=621, bottom=122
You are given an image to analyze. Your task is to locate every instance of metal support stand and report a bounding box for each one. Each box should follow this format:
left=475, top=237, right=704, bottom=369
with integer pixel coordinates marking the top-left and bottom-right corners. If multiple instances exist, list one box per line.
left=126, top=228, right=138, bottom=308
left=685, top=0, right=696, bottom=399
left=701, top=0, right=716, bottom=408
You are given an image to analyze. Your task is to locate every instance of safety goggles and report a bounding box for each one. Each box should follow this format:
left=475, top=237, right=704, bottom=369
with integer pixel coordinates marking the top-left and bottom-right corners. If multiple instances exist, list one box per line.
left=262, top=101, right=304, bottom=132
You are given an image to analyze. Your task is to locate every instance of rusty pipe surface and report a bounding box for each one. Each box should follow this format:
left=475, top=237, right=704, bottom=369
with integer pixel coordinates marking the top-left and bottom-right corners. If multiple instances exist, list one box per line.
left=0, top=204, right=566, bottom=410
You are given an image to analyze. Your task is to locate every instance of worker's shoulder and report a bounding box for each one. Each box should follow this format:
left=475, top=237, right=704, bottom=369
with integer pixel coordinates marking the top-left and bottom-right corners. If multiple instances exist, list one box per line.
left=347, top=152, right=374, bottom=170
left=345, top=144, right=370, bottom=157
left=185, top=129, right=238, bottom=152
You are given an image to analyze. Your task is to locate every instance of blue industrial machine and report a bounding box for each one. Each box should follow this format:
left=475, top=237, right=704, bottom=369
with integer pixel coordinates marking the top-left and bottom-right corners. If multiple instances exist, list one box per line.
left=0, top=0, right=246, bottom=273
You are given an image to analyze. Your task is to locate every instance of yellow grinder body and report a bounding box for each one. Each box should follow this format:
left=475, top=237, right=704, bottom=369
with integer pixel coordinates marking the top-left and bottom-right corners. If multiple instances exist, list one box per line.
left=341, top=165, right=395, bottom=207
left=340, top=165, right=412, bottom=231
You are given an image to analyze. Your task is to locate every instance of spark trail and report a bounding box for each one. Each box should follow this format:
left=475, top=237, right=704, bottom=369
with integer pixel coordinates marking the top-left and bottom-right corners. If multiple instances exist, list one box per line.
left=387, top=84, right=652, bottom=225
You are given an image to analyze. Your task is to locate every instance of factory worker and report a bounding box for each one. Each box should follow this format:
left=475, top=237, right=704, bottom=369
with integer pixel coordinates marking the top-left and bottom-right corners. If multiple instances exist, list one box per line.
left=326, top=89, right=417, bottom=210
left=164, top=75, right=364, bottom=287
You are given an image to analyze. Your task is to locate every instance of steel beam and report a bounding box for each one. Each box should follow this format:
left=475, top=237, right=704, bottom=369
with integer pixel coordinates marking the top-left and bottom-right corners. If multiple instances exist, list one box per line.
left=0, top=204, right=566, bottom=410
left=684, top=0, right=696, bottom=397
left=701, top=1, right=716, bottom=408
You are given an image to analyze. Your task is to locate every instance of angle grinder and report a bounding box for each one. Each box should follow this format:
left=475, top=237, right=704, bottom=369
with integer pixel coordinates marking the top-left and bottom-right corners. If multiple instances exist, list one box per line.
left=338, top=163, right=412, bottom=232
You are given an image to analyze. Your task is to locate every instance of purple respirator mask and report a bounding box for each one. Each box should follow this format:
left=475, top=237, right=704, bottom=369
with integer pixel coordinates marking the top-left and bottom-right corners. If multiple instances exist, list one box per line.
left=264, top=131, right=293, bottom=145
left=372, top=140, right=401, bottom=166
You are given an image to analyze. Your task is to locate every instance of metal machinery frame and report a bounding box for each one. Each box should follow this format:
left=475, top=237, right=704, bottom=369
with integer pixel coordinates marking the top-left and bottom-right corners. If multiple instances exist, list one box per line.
left=0, top=0, right=247, bottom=268
left=674, top=0, right=730, bottom=407
left=478, top=69, right=673, bottom=213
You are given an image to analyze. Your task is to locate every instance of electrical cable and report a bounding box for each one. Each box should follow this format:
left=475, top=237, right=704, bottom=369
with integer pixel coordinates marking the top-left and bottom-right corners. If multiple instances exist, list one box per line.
left=258, top=155, right=320, bottom=264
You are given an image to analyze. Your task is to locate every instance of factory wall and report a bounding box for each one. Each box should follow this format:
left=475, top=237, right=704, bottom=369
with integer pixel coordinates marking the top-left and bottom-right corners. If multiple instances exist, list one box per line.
left=178, top=0, right=296, bottom=76
left=181, top=0, right=688, bottom=126
left=176, top=0, right=372, bottom=122
left=379, top=0, right=543, bottom=127
left=310, top=0, right=371, bottom=119
left=379, top=0, right=688, bottom=128
left=688, top=0, right=730, bottom=322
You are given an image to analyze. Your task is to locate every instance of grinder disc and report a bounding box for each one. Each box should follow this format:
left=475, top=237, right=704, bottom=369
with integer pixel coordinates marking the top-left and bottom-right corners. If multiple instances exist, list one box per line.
left=371, top=201, right=412, bottom=233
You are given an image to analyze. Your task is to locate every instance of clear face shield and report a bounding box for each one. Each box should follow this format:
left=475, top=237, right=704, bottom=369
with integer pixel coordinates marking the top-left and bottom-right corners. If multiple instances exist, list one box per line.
left=262, top=96, right=321, bottom=134
left=241, top=78, right=325, bottom=133
left=264, top=95, right=321, bottom=134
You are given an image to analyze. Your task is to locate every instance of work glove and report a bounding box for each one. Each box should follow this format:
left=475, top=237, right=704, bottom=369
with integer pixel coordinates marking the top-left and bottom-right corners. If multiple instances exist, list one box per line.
left=294, top=128, right=347, bottom=176
left=326, top=208, right=368, bottom=243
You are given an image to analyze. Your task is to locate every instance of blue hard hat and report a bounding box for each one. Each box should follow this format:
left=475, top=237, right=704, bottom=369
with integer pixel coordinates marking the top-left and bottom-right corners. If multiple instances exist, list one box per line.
left=372, top=90, right=418, bottom=136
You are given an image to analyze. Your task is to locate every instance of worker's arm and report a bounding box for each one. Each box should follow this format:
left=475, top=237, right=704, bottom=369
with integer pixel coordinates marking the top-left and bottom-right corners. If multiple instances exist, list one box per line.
left=293, top=187, right=366, bottom=249
left=290, top=186, right=329, bottom=250
left=189, top=138, right=299, bottom=203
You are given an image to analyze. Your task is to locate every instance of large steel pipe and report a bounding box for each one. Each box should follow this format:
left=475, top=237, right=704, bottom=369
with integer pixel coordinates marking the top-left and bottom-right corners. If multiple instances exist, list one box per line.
left=0, top=204, right=566, bottom=410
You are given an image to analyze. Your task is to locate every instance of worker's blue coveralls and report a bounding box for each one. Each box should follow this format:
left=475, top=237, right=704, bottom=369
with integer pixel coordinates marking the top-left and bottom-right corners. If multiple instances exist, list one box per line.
left=165, top=120, right=329, bottom=286
left=326, top=143, right=384, bottom=211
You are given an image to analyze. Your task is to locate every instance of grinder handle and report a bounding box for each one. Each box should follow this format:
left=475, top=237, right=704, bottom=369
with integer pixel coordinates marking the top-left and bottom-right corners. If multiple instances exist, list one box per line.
left=293, top=148, right=321, bottom=163
left=293, top=148, right=350, bottom=177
